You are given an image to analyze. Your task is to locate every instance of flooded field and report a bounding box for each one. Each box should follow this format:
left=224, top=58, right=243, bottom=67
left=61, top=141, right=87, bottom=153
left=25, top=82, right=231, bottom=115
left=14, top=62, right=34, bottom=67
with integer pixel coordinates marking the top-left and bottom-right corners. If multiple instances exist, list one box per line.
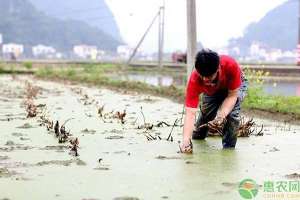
left=110, top=72, right=300, bottom=96
left=1, top=75, right=300, bottom=200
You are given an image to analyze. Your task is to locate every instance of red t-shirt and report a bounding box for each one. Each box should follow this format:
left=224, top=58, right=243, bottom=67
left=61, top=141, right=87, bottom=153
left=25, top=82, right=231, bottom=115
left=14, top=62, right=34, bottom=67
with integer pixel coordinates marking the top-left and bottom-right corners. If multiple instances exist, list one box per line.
left=185, top=55, right=241, bottom=108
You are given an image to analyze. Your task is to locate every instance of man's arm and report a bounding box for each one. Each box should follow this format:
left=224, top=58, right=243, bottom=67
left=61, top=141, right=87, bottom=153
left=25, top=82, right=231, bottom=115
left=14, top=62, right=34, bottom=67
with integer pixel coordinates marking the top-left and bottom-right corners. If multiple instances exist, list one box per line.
left=215, top=88, right=239, bottom=119
left=181, top=70, right=200, bottom=152
left=181, top=107, right=197, bottom=152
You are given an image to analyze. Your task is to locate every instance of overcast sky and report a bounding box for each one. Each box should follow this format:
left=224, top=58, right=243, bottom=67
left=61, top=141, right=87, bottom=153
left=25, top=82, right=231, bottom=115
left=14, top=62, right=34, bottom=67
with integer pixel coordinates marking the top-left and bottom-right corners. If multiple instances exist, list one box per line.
left=105, top=0, right=289, bottom=53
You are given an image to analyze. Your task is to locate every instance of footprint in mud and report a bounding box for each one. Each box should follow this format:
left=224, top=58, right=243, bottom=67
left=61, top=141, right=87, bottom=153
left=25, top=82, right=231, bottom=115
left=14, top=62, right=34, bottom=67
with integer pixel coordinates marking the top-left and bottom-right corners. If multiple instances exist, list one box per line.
left=113, top=151, right=127, bottom=154
left=5, top=141, right=15, bottom=146
left=81, top=129, right=96, bottom=134
left=39, top=145, right=69, bottom=151
left=93, top=166, right=110, bottom=171
left=285, top=173, right=300, bottom=179
left=221, top=182, right=239, bottom=189
left=35, top=159, right=86, bottom=167
left=269, top=147, right=280, bottom=152
left=113, top=197, right=140, bottom=200
left=5, top=140, right=29, bottom=147
left=0, top=162, right=30, bottom=168
left=0, top=167, right=18, bottom=178
left=105, top=135, right=124, bottom=140
left=20, top=137, right=30, bottom=141
left=212, top=190, right=230, bottom=195
left=12, top=132, right=24, bottom=137
left=185, top=160, right=199, bottom=165
left=136, top=96, right=159, bottom=103
left=155, top=155, right=181, bottom=160
left=111, top=129, right=124, bottom=134
left=17, top=123, right=34, bottom=129
left=0, top=97, right=10, bottom=102
left=0, top=156, right=9, bottom=161
left=15, top=177, right=32, bottom=181
left=0, top=146, right=34, bottom=152
left=76, top=160, right=87, bottom=166
left=94, top=160, right=110, bottom=170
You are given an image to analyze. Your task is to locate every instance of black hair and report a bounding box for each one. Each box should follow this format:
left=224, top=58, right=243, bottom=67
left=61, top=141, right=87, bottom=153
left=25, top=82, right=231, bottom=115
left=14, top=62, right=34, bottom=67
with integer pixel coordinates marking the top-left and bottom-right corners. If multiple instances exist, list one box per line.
left=195, top=49, right=220, bottom=77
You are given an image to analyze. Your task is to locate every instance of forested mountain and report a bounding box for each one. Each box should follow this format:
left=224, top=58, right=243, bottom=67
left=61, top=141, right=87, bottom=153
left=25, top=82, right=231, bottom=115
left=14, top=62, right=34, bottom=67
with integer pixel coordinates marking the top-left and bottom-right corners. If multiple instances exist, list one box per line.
left=28, top=0, right=123, bottom=42
left=0, top=0, right=122, bottom=53
left=227, top=0, right=297, bottom=55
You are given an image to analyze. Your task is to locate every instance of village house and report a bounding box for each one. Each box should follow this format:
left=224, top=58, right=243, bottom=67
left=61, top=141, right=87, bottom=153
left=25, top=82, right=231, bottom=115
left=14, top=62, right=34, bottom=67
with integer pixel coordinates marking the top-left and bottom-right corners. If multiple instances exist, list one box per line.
left=73, top=45, right=98, bottom=60
left=2, top=43, right=24, bottom=59
left=32, top=44, right=56, bottom=58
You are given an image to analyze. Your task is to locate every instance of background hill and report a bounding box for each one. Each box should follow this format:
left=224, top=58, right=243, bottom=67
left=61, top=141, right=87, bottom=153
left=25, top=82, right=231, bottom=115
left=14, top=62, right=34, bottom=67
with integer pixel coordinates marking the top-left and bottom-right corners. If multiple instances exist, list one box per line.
left=0, top=0, right=122, bottom=53
left=28, top=0, right=123, bottom=42
left=227, top=0, right=297, bottom=55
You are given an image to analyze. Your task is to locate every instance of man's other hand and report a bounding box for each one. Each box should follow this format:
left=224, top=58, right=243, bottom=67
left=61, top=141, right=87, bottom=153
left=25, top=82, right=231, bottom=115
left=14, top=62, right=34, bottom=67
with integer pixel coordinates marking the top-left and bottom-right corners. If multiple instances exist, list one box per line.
left=179, top=139, right=193, bottom=153
left=208, top=117, right=226, bottom=133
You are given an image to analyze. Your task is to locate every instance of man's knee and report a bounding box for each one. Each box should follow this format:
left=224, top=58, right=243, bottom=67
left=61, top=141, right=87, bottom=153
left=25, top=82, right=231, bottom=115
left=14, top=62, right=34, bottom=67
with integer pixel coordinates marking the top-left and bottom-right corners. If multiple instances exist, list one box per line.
left=192, top=128, right=208, bottom=140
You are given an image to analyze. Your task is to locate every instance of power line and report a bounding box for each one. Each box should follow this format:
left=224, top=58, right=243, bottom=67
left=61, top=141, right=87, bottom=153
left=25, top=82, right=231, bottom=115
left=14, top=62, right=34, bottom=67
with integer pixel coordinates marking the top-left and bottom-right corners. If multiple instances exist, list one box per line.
left=127, top=10, right=161, bottom=65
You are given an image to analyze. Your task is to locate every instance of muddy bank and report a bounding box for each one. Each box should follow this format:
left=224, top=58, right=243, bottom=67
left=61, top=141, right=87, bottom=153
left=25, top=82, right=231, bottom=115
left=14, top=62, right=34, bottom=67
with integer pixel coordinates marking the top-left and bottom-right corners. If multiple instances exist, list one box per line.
left=34, top=70, right=300, bottom=124
left=0, top=75, right=300, bottom=200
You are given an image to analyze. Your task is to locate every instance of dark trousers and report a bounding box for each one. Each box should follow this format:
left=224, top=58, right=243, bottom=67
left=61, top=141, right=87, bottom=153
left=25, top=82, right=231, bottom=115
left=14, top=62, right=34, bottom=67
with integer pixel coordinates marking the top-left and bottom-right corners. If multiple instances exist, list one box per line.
left=192, top=77, right=248, bottom=148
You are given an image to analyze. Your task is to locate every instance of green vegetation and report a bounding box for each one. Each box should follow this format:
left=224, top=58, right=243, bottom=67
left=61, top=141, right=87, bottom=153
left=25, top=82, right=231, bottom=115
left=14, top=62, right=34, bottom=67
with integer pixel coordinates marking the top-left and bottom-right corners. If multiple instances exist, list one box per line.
left=242, top=68, right=300, bottom=117
left=243, top=87, right=300, bottom=116
left=0, top=64, right=4, bottom=74
left=24, top=62, right=33, bottom=70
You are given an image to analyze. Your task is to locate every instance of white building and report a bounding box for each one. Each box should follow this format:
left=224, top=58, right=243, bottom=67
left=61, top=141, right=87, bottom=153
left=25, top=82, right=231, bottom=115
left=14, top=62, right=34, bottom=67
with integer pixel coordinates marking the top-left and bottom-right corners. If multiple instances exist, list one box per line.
left=73, top=45, right=98, bottom=59
left=0, top=34, right=2, bottom=56
left=32, top=44, right=56, bottom=57
left=2, top=43, right=24, bottom=57
left=249, top=42, right=267, bottom=58
left=117, top=45, right=133, bottom=58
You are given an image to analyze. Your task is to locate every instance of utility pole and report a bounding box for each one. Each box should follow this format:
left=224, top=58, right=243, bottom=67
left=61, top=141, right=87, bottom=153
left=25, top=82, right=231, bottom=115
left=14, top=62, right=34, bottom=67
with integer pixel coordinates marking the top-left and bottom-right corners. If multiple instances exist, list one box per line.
left=0, top=33, right=2, bottom=59
left=158, top=0, right=165, bottom=68
left=127, top=10, right=160, bottom=65
left=186, top=0, right=197, bottom=81
left=297, top=0, right=300, bottom=66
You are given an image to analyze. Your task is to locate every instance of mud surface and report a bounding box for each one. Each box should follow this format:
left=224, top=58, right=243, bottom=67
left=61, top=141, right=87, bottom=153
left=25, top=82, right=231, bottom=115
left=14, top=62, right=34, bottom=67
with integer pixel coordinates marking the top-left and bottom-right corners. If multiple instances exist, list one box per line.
left=0, top=75, right=300, bottom=200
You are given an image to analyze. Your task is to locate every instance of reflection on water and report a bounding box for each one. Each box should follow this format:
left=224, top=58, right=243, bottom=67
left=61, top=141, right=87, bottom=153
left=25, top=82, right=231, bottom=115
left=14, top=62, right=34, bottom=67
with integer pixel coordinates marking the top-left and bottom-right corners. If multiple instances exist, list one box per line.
left=114, top=73, right=186, bottom=88
left=113, top=73, right=300, bottom=96
left=263, top=81, right=300, bottom=96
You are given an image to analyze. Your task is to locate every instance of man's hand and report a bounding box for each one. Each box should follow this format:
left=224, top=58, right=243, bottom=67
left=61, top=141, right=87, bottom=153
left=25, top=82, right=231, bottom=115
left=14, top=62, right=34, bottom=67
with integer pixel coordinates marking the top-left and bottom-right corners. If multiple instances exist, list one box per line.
left=208, top=116, right=226, bottom=134
left=179, top=139, right=193, bottom=154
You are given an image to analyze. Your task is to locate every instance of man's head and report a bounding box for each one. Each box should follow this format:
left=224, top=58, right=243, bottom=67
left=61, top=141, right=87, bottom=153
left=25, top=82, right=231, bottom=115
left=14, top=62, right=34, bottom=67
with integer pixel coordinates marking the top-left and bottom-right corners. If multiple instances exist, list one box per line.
left=195, top=49, right=220, bottom=85
left=195, top=49, right=219, bottom=76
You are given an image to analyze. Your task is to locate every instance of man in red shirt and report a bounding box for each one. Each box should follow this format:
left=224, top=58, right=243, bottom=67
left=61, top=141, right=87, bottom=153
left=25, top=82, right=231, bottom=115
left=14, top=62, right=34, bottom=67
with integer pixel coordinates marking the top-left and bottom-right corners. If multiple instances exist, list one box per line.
left=180, top=49, right=248, bottom=153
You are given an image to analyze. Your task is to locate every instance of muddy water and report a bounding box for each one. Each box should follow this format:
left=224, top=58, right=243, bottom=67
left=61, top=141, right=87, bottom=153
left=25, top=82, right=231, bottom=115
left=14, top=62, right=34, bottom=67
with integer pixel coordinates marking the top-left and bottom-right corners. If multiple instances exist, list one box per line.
left=0, top=75, right=300, bottom=200
left=110, top=72, right=300, bottom=96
